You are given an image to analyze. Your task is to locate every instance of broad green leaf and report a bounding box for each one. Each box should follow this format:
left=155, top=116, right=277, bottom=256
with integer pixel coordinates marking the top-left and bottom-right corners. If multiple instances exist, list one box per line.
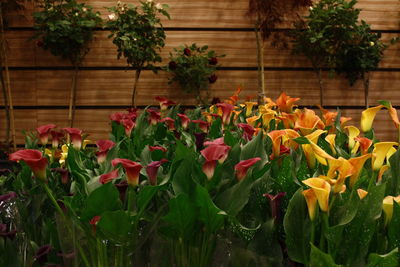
left=389, top=149, right=400, bottom=195
left=310, top=244, right=343, bottom=267
left=283, top=188, right=311, bottom=265
left=240, top=132, right=267, bottom=163
left=367, top=248, right=399, bottom=267
left=171, top=157, right=197, bottom=195
left=388, top=202, right=400, bottom=250
left=293, top=137, right=310, bottom=145
left=97, top=210, right=131, bottom=243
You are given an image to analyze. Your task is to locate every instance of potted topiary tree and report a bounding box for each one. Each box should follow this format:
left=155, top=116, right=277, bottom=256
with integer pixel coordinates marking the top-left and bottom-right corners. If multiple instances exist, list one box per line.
left=33, top=0, right=102, bottom=127
left=106, top=0, right=170, bottom=107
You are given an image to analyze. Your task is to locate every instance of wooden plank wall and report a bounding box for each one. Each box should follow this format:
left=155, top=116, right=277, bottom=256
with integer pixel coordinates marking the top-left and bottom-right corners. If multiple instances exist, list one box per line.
left=1, top=0, right=400, bottom=144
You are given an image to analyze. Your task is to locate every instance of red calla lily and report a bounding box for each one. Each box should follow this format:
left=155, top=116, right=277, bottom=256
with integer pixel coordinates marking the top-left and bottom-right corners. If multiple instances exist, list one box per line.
left=237, top=123, right=255, bottom=141
left=121, top=118, right=135, bottom=137
left=177, top=114, right=190, bottom=129
left=50, top=131, right=64, bottom=148
left=112, top=158, right=142, bottom=187
left=146, top=159, right=168, bottom=185
left=96, top=140, right=116, bottom=164
left=147, top=109, right=161, bottom=125
left=37, top=124, right=56, bottom=145
left=63, top=128, right=83, bottom=149
left=235, top=157, right=261, bottom=181
left=203, top=137, right=225, bottom=147
left=99, top=169, right=120, bottom=184
left=9, top=149, right=48, bottom=181
left=192, top=120, right=210, bottom=133
left=149, top=146, right=167, bottom=153
left=155, top=96, right=176, bottom=111
left=161, top=117, right=176, bottom=131
left=216, top=103, right=234, bottom=125
left=200, top=144, right=231, bottom=179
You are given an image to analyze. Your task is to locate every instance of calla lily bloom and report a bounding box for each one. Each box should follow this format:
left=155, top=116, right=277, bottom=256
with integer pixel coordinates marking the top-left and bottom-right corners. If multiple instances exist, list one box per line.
left=96, top=140, right=115, bottom=164
left=192, top=120, right=210, bottom=133
left=59, top=145, right=68, bottom=166
left=278, top=112, right=297, bottom=129
left=203, top=137, right=225, bottom=147
left=377, top=165, right=390, bottom=183
left=224, top=86, right=241, bottom=105
left=161, top=117, right=176, bottom=131
left=244, top=101, right=257, bottom=117
left=51, top=168, right=69, bottom=184
left=147, top=109, right=161, bottom=125
left=177, top=114, right=190, bottom=129
left=345, top=126, right=360, bottom=150
left=260, top=110, right=276, bottom=128
left=294, top=108, right=325, bottom=135
left=121, top=118, right=135, bottom=137
left=112, top=158, right=143, bottom=187
left=146, top=159, right=168, bottom=185
left=99, top=169, right=120, bottom=184
left=302, top=189, right=317, bottom=221
left=50, top=131, right=64, bottom=148
left=110, top=112, right=125, bottom=123
left=308, top=140, right=335, bottom=166
left=63, top=128, right=83, bottom=149
left=348, top=154, right=372, bottom=188
left=372, top=142, right=398, bottom=171
left=267, top=130, right=286, bottom=159
left=382, top=195, right=400, bottom=226
left=325, top=134, right=336, bottom=155
left=354, top=137, right=373, bottom=155
left=360, top=105, right=383, bottom=132
left=37, top=124, right=56, bottom=145
left=89, top=216, right=101, bottom=232
left=201, top=144, right=231, bottom=179
left=302, top=177, right=331, bottom=212
left=216, top=103, right=234, bottom=125
left=237, top=123, right=255, bottom=141
left=155, top=96, right=176, bottom=111
left=386, top=146, right=397, bottom=167
left=327, top=157, right=354, bottom=193
left=149, top=146, right=167, bottom=153
left=357, top=189, right=368, bottom=200
left=9, top=149, right=48, bottom=181
left=282, top=129, right=300, bottom=150
left=246, top=115, right=261, bottom=127
left=388, top=107, right=400, bottom=129
left=263, top=192, right=286, bottom=223
left=276, top=92, right=300, bottom=113
left=235, top=157, right=261, bottom=181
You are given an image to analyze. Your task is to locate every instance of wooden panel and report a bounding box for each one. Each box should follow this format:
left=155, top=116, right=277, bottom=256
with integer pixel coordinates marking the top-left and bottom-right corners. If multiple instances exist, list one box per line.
left=0, top=109, right=38, bottom=144
left=5, top=0, right=400, bottom=30
left=6, top=31, right=400, bottom=69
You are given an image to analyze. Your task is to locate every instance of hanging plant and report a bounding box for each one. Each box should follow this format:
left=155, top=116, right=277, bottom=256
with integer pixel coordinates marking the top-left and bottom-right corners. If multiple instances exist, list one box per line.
left=106, top=0, right=170, bottom=107
left=165, top=43, right=223, bottom=105
left=247, top=0, right=312, bottom=103
left=33, top=0, right=102, bottom=127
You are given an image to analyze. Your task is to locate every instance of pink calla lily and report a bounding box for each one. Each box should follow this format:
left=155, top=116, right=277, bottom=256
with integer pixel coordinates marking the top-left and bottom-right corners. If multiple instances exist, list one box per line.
left=147, top=109, right=161, bottom=125
left=96, top=140, right=116, bottom=164
left=50, top=130, right=64, bottom=148
left=37, top=124, right=56, bottom=145
left=200, top=144, right=231, bottom=179
left=63, top=128, right=83, bottom=149
left=10, top=149, right=48, bottom=181
left=177, top=114, right=190, bottom=129
left=155, top=96, right=176, bottom=111
left=237, top=123, right=255, bottom=141
left=99, top=169, right=120, bottom=184
left=112, top=158, right=143, bottom=187
left=146, top=159, right=168, bottom=185
left=234, top=157, right=261, bottom=181
left=216, top=103, right=234, bottom=125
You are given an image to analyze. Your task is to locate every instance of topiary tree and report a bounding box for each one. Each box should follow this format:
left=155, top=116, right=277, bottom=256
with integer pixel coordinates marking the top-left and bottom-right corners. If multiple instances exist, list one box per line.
left=106, top=0, right=170, bottom=107
left=33, top=0, right=102, bottom=127
left=247, top=0, right=312, bottom=103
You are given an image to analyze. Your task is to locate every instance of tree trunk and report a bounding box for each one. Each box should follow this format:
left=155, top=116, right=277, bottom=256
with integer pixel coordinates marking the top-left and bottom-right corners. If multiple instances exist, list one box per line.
left=132, top=68, right=142, bottom=107
left=315, top=68, right=324, bottom=107
left=68, top=65, right=79, bottom=127
left=363, top=72, right=370, bottom=108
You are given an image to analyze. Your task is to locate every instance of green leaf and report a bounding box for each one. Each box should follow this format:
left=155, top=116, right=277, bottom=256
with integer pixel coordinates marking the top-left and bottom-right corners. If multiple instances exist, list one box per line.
left=97, top=210, right=131, bottom=243
left=240, top=132, right=267, bottom=164
left=389, top=149, right=400, bottom=195
left=293, top=137, right=310, bottom=145
left=388, top=202, right=400, bottom=250
left=283, top=188, right=311, bottom=265
left=378, top=100, right=392, bottom=109
left=310, top=244, right=344, bottom=267
left=137, top=185, right=159, bottom=214
left=81, top=183, right=122, bottom=221
left=195, top=185, right=226, bottom=233
left=367, top=248, right=399, bottom=267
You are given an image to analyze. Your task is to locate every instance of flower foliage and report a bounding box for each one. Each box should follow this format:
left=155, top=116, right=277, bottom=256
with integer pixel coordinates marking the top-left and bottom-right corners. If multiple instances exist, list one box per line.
left=105, top=0, right=170, bottom=71
left=33, top=0, right=102, bottom=65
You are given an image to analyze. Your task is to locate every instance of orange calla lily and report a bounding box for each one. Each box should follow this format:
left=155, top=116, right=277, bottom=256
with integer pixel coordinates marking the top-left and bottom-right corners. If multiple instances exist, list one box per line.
left=345, top=126, right=360, bottom=150
left=360, top=105, right=383, bottom=132
left=377, top=165, right=390, bottom=183
left=348, top=154, right=372, bottom=188
left=357, top=189, right=368, bottom=200
left=267, top=130, right=286, bottom=159
left=372, top=142, right=398, bottom=171
left=302, top=177, right=331, bottom=212
left=332, top=157, right=354, bottom=193
left=308, top=140, right=335, bottom=166
left=302, top=189, right=318, bottom=221
left=388, top=107, right=400, bottom=129
left=382, top=195, right=400, bottom=226
left=283, top=129, right=300, bottom=150
left=294, top=108, right=325, bottom=135
left=354, top=137, right=373, bottom=155
left=277, top=112, right=297, bottom=129
left=325, top=134, right=336, bottom=155
left=276, top=92, right=300, bottom=113
left=246, top=115, right=261, bottom=127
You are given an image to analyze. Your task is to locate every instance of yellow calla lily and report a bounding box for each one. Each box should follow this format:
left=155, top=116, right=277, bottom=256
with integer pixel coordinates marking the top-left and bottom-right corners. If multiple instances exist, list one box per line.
left=302, top=189, right=317, bottom=221
left=382, top=195, right=400, bottom=226
left=372, top=142, right=398, bottom=171
left=59, top=144, right=69, bottom=166
left=360, top=105, right=383, bottom=132
left=377, top=165, right=390, bottom=183
left=283, top=129, right=300, bottom=150
left=302, top=144, right=316, bottom=169
left=294, top=108, right=325, bottom=136
left=327, top=157, right=354, bottom=193
left=386, top=147, right=397, bottom=167
left=325, top=134, right=336, bottom=155
left=244, top=101, right=257, bottom=117
left=246, top=115, right=261, bottom=127
left=357, top=189, right=368, bottom=200
left=348, top=154, right=372, bottom=188
left=306, top=129, right=326, bottom=144
left=302, top=177, right=331, bottom=212
left=345, top=125, right=360, bottom=150
left=82, top=139, right=92, bottom=149
left=276, top=92, right=300, bottom=113
left=351, top=141, right=360, bottom=156
left=44, top=148, right=53, bottom=160
left=267, top=130, right=286, bottom=159
left=308, top=140, right=335, bottom=166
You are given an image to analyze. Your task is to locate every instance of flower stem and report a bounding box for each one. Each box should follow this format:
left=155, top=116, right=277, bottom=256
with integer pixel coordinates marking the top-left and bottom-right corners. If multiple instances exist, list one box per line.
left=368, top=170, right=378, bottom=191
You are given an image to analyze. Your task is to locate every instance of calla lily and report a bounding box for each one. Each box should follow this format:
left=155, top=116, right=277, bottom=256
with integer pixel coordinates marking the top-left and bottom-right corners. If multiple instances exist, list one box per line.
left=327, top=157, right=354, bottom=193
left=224, top=86, right=241, bottom=105
left=194, top=132, right=207, bottom=151
left=147, top=109, right=161, bottom=125
left=89, top=216, right=101, bottom=232
left=63, top=127, right=83, bottom=149
left=192, top=120, right=210, bottom=133
left=302, top=177, right=331, bottom=212
left=348, top=154, right=372, bottom=188
left=302, top=189, right=317, bottom=220
left=276, top=92, right=300, bottom=113
left=377, top=165, right=390, bottom=183
left=161, top=117, right=176, bottom=131
left=9, top=149, right=48, bottom=181
left=260, top=110, right=276, bottom=128
left=325, top=134, right=336, bottom=155
left=382, top=195, right=400, bottom=226
left=99, top=169, right=120, bottom=184
left=357, top=189, right=368, bottom=200
left=37, top=124, right=56, bottom=145
left=82, top=139, right=92, bottom=149
left=112, top=158, right=143, bottom=187
left=50, top=130, right=64, bottom=148
left=263, top=192, right=286, bottom=223
left=345, top=126, right=360, bottom=150
left=267, top=130, right=286, bottom=159
left=294, top=108, right=325, bottom=135
left=278, top=112, right=297, bottom=129
left=354, top=137, right=373, bottom=155
left=149, top=146, right=167, bottom=153
left=155, top=96, right=176, bottom=111
left=203, top=137, right=225, bottom=147
left=237, top=123, right=255, bottom=141
left=177, top=114, right=190, bottom=129
left=110, top=112, right=125, bottom=123
left=282, top=129, right=300, bottom=150
left=201, top=144, right=231, bottom=180
left=96, top=140, right=115, bottom=164
left=59, top=145, right=68, bottom=166
left=234, top=157, right=261, bottom=181
left=246, top=115, right=261, bottom=127
left=388, top=107, right=400, bottom=129
left=121, top=118, right=135, bottom=137
left=216, top=103, right=234, bottom=125
left=372, top=142, right=398, bottom=171
left=386, top=146, right=397, bottom=167
left=146, top=159, right=168, bottom=185
left=244, top=101, right=257, bottom=117
left=360, top=105, right=383, bottom=132
left=304, top=140, right=335, bottom=167
left=51, top=168, right=69, bottom=184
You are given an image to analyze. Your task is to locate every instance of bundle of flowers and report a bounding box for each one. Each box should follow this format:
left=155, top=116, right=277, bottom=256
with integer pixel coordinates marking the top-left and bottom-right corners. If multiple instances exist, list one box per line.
left=1, top=89, right=399, bottom=266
